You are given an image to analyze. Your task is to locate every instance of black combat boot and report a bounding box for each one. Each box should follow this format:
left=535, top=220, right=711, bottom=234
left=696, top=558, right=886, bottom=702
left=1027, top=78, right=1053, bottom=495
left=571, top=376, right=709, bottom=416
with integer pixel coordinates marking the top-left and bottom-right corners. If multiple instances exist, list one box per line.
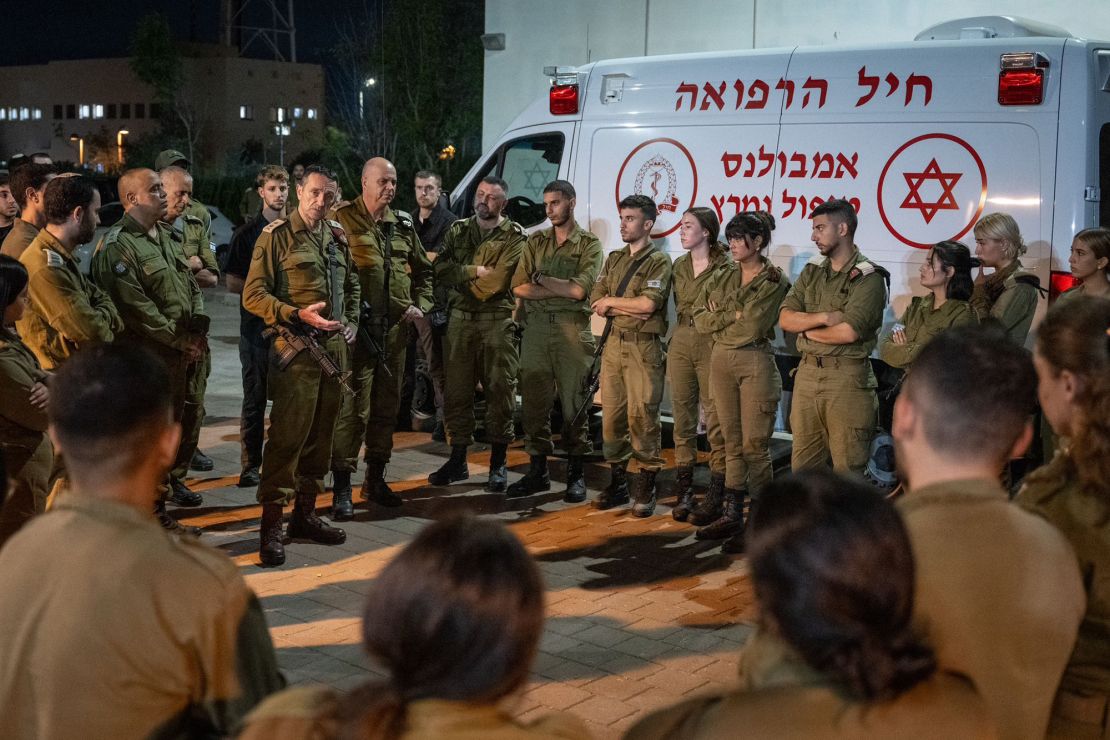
left=670, top=466, right=696, bottom=522
left=486, top=443, right=509, bottom=493
left=154, top=499, right=201, bottom=537
left=506, top=455, right=550, bottom=498
left=169, top=479, right=202, bottom=507
left=258, top=503, right=286, bottom=567
left=189, top=449, right=215, bottom=472
left=563, top=455, right=587, bottom=504
left=631, top=469, right=659, bottom=517
left=696, top=487, right=746, bottom=541
left=287, top=491, right=347, bottom=544
left=429, top=444, right=469, bottom=485
left=362, top=461, right=402, bottom=507
left=596, top=462, right=630, bottom=509
left=330, top=470, right=354, bottom=521
left=689, top=473, right=726, bottom=526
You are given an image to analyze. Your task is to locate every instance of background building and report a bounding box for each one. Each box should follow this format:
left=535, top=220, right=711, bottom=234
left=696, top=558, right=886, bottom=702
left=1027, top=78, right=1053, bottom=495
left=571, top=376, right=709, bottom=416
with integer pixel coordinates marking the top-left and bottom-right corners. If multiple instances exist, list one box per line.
left=0, top=44, right=324, bottom=171
left=482, top=0, right=1110, bottom=149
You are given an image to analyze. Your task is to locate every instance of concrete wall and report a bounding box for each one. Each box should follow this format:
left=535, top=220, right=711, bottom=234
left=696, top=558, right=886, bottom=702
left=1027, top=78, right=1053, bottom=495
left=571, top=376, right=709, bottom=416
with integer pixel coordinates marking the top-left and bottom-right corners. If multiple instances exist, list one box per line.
left=482, top=0, right=1110, bottom=149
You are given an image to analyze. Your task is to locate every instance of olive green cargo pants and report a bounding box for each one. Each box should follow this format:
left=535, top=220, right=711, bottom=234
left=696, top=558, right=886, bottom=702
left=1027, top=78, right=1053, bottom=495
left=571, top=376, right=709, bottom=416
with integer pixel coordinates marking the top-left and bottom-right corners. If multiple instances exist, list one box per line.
left=600, top=332, right=666, bottom=473
left=667, top=325, right=725, bottom=472
left=442, top=310, right=519, bottom=447
left=520, top=312, right=594, bottom=457
left=710, top=345, right=781, bottom=492
left=789, top=355, right=877, bottom=474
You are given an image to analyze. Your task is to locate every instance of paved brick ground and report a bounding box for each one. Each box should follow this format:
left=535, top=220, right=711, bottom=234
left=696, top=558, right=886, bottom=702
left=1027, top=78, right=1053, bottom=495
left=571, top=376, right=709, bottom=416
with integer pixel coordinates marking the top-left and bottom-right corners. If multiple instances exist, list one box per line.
left=178, top=291, right=756, bottom=738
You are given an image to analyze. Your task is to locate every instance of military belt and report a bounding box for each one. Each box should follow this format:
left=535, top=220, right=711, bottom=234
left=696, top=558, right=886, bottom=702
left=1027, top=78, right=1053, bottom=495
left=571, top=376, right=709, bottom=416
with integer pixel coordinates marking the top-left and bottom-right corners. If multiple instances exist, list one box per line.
left=1054, top=689, right=1110, bottom=729
left=800, top=353, right=868, bottom=368
left=450, top=308, right=512, bottom=321
left=616, top=330, right=659, bottom=342
left=533, top=312, right=588, bottom=324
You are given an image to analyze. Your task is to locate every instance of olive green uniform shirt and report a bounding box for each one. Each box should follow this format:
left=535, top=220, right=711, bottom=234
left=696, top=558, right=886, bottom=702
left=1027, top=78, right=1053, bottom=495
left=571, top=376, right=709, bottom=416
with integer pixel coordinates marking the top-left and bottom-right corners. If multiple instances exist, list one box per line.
left=671, top=247, right=731, bottom=324
left=174, top=211, right=221, bottom=277
left=242, top=210, right=361, bottom=329
left=878, top=294, right=976, bottom=369
left=436, top=216, right=527, bottom=315
left=898, top=478, right=1085, bottom=740
left=241, top=687, right=591, bottom=740
left=781, top=247, right=887, bottom=358
left=0, top=495, right=284, bottom=738
left=0, top=217, right=39, bottom=260
left=17, top=228, right=122, bottom=370
left=1019, top=452, right=1110, bottom=696
left=589, top=243, right=673, bottom=334
left=970, top=260, right=1040, bottom=346
left=0, top=328, right=47, bottom=444
left=331, top=198, right=434, bottom=322
left=510, top=222, right=603, bottom=317
left=91, top=212, right=204, bottom=354
left=693, top=258, right=789, bottom=348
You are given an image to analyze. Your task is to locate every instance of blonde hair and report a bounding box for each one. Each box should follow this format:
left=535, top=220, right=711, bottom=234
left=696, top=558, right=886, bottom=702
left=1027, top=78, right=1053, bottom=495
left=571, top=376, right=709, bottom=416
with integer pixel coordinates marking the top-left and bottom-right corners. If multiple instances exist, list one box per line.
left=974, top=212, right=1026, bottom=261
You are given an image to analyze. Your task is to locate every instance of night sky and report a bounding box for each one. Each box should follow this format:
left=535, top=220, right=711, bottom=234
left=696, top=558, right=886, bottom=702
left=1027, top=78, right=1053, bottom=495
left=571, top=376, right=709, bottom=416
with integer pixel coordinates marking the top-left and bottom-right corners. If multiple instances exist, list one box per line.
left=0, top=0, right=379, bottom=67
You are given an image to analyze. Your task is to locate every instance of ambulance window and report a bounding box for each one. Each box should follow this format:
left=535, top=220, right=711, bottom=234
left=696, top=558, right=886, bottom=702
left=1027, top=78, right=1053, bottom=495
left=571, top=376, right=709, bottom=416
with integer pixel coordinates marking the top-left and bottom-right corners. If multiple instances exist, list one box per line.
left=452, top=132, right=565, bottom=227
left=1101, top=124, right=1110, bottom=226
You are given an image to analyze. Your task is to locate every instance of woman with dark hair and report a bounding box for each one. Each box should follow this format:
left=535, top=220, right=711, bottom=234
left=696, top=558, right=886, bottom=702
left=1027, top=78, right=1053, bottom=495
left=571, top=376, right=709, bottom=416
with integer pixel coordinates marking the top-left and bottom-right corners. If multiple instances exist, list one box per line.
left=240, top=515, right=589, bottom=740
left=0, top=255, right=52, bottom=549
left=971, top=212, right=1041, bottom=345
left=1018, top=295, right=1110, bottom=739
left=879, top=240, right=977, bottom=370
left=661, top=207, right=730, bottom=520
left=1058, top=227, right=1110, bottom=305
left=627, top=469, right=994, bottom=739
left=690, top=211, right=788, bottom=550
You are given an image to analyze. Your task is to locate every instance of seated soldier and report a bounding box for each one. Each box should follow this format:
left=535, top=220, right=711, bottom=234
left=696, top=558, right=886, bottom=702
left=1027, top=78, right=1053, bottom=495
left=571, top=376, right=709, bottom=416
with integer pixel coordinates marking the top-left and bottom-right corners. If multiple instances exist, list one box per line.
left=0, top=344, right=284, bottom=738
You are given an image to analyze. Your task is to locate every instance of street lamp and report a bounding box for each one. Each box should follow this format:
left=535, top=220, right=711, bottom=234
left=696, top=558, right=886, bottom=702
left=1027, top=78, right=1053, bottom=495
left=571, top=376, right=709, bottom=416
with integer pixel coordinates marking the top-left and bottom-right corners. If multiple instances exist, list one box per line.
left=116, top=128, right=129, bottom=166
left=359, top=76, right=377, bottom=120
left=69, top=133, right=85, bottom=166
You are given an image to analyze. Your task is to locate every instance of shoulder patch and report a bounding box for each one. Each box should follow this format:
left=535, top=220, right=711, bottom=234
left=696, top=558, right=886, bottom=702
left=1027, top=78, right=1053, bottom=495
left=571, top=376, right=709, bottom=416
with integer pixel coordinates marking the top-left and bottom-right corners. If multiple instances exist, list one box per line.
left=766, top=264, right=783, bottom=283
left=848, top=259, right=888, bottom=282
left=95, top=224, right=124, bottom=254
left=394, top=210, right=414, bottom=229
left=509, top=221, right=526, bottom=237
left=44, top=248, right=66, bottom=268
left=806, top=254, right=826, bottom=267
left=326, top=220, right=349, bottom=248
left=645, top=279, right=663, bottom=289
left=182, top=214, right=202, bottom=224
left=113, top=261, right=128, bottom=275
left=262, top=218, right=286, bottom=234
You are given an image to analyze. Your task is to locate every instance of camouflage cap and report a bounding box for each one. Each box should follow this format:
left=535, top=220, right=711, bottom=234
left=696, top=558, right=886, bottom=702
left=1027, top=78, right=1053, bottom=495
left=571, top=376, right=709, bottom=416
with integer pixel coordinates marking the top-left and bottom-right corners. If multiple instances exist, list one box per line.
left=155, top=149, right=189, bottom=171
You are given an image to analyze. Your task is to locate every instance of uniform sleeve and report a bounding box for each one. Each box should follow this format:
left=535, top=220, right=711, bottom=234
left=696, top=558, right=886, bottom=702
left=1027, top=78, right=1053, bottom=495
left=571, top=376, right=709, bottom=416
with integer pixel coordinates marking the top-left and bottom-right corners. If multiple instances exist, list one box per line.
left=91, top=241, right=192, bottom=351
left=88, top=280, right=125, bottom=334
left=406, top=231, right=434, bottom=313
left=879, top=299, right=920, bottom=370
left=28, top=265, right=119, bottom=345
left=468, top=231, right=525, bottom=302
left=189, top=219, right=221, bottom=275
left=692, top=269, right=737, bottom=334
left=0, top=347, right=48, bottom=432
left=342, top=243, right=361, bottom=326
left=243, top=231, right=297, bottom=326
left=571, top=235, right=604, bottom=295
left=433, top=225, right=478, bottom=288
left=637, top=252, right=672, bottom=309
left=510, top=235, right=537, bottom=291
left=841, top=272, right=886, bottom=342
left=590, top=252, right=616, bottom=303
left=992, top=283, right=1038, bottom=342
left=780, top=265, right=813, bottom=314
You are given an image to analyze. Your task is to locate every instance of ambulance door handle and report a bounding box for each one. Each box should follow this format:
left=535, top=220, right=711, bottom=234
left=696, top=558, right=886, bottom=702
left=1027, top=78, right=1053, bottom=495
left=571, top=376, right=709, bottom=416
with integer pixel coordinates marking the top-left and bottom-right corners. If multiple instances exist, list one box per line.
left=1085, top=186, right=1100, bottom=202
left=602, top=73, right=630, bottom=104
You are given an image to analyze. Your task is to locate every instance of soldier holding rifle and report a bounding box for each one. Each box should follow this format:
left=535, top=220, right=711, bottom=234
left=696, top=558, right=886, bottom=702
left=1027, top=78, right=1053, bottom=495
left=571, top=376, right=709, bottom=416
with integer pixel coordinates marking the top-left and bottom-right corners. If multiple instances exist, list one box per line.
left=243, top=165, right=360, bottom=567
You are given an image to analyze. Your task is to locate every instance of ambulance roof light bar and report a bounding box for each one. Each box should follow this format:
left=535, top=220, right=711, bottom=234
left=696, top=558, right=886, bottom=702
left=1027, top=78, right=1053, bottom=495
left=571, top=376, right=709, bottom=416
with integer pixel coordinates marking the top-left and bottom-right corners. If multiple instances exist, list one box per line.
left=998, top=52, right=1049, bottom=106
left=915, top=16, right=1070, bottom=41
left=545, top=66, right=580, bottom=115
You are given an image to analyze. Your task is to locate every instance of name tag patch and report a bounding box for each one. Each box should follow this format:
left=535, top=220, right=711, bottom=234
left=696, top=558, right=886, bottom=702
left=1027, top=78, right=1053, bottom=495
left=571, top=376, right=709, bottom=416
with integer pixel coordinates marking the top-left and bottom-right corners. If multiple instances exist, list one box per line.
left=646, top=279, right=662, bottom=289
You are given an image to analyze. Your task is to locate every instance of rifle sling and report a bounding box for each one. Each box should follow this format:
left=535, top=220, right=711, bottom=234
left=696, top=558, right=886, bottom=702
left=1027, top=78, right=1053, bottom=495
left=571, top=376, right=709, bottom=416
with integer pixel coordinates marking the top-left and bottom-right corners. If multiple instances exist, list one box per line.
left=598, top=248, right=656, bottom=345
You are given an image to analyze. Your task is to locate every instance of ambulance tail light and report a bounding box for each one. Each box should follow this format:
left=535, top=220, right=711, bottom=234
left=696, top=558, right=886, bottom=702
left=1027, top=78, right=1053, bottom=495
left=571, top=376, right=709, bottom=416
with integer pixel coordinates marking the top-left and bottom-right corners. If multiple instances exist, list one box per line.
left=545, top=66, right=580, bottom=115
left=1049, top=270, right=1080, bottom=301
left=998, top=52, right=1048, bottom=105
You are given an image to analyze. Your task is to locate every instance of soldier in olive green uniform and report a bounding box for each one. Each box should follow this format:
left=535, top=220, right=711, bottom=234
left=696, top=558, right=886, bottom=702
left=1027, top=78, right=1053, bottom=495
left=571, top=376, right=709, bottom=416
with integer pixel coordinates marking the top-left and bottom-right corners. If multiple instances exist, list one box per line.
left=692, top=212, right=789, bottom=549
left=971, top=212, right=1041, bottom=346
left=508, top=180, right=603, bottom=503
left=779, top=199, right=886, bottom=474
left=428, top=176, right=526, bottom=492
left=879, top=297, right=975, bottom=370
left=590, top=195, right=673, bottom=511
left=243, top=166, right=360, bottom=567
left=91, top=168, right=207, bottom=533
left=666, top=208, right=730, bottom=521
left=0, top=162, right=55, bottom=260
left=329, top=158, right=433, bottom=518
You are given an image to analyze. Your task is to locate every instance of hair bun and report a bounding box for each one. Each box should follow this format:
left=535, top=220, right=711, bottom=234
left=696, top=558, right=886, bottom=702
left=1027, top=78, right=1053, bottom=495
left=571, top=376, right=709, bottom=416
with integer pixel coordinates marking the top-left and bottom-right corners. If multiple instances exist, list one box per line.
left=754, top=210, right=776, bottom=232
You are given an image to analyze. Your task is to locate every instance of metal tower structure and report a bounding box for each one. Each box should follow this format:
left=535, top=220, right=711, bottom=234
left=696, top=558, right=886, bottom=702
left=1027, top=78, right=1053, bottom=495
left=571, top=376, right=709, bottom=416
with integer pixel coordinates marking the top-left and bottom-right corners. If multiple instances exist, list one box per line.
left=221, top=0, right=297, bottom=62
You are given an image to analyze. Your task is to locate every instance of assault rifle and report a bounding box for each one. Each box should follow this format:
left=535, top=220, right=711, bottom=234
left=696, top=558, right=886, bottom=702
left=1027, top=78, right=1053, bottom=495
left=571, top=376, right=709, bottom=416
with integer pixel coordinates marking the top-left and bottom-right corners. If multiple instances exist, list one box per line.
left=569, top=318, right=613, bottom=427
left=262, top=322, right=355, bottom=395
left=357, top=300, right=392, bottom=377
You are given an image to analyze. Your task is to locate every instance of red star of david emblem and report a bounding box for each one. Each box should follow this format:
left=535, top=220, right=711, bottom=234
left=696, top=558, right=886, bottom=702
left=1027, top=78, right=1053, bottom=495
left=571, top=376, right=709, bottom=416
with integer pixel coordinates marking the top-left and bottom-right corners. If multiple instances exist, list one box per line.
left=900, top=158, right=962, bottom=224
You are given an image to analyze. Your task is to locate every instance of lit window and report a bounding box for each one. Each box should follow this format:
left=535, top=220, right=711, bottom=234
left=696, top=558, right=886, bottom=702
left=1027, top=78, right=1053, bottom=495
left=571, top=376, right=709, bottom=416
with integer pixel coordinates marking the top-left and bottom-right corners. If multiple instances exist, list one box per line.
left=33, top=108, right=42, bottom=120
left=239, top=104, right=253, bottom=120
left=8, top=107, right=16, bottom=120
left=273, top=124, right=291, bottom=136
left=0, top=109, right=6, bottom=121
left=293, top=107, right=302, bottom=118
left=93, top=104, right=104, bottom=119
left=78, top=104, right=90, bottom=119
left=307, top=108, right=317, bottom=119
left=19, top=107, right=29, bottom=120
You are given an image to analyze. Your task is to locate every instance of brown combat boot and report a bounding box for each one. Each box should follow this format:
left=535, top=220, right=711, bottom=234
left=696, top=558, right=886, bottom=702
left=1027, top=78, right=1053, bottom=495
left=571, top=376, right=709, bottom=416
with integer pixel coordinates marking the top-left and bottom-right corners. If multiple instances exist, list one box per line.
left=154, top=500, right=201, bottom=538
left=689, top=473, right=726, bottom=526
left=259, top=503, right=286, bottom=567
left=287, top=491, right=346, bottom=545
left=670, top=466, right=696, bottom=521
left=696, top=487, right=746, bottom=541
left=596, top=462, right=629, bottom=509
left=631, top=469, right=659, bottom=517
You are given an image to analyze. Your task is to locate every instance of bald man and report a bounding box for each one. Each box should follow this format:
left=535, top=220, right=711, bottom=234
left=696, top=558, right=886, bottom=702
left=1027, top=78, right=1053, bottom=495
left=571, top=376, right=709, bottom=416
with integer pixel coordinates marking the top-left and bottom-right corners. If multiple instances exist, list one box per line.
left=91, top=168, right=208, bottom=531
left=328, top=158, right=434, bottom=518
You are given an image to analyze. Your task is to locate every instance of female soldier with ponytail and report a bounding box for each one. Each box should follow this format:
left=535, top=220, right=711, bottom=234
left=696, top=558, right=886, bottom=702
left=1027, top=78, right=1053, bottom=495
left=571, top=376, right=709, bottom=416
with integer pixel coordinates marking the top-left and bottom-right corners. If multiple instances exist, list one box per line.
left=971, top=212, right=1041, bottom=346
left=690, top=212, right=787, bottom=551
left=628, top=469, right=994, bottom=739
left=1018, top=295, right=1110, bottom=739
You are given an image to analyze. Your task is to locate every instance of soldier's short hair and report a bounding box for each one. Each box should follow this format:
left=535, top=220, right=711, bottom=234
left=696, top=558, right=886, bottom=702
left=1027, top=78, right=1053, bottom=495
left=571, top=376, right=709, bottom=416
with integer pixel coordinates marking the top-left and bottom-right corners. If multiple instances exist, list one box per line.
left=543, top=180, right=575, bottom=200
left=49, top=344, right=173, bottom=470
left=810, top=198, right=857, bottom=236
left=902, top=323, right=1036, bottom=464
left=302, top=164, right=336, bottom=182
left=43, top=176, right=97, bottom=225
left=414, top=170, right=441, bottom=186
left=0, top=172, right=9, bottom=188
left=256, top=164, right=289, bottom=188
left=618, top=194, right=657, bottom=223
left=10, top=162, right=57, bottom=209
left=480, top=175, right=509, bottom=193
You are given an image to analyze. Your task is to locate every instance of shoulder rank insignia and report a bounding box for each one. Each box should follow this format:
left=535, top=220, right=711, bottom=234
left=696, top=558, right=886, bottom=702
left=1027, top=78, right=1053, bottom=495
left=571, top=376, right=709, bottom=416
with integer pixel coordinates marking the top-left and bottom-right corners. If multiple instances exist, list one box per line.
left=44, top=249, right=66, bottom=268
left=325, top=220, right=349, bottom=248
left=262, top=218, right=286, bottom=234
left=766, top=264, right=782, bottom=283
left=182, top=214, right=202, bottom=224
left=509, top=221, right=526, bottom=237
left=94, top=224, right=124, bottom=254
left=393, top=209, right=414, bottom=229
left=806, top=254, right=827, bottom=267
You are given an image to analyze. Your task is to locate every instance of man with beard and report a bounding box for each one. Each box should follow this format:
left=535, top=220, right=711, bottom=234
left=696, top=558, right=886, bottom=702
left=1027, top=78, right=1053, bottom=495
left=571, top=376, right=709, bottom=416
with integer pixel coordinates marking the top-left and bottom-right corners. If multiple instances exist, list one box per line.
left=329, top=157, right=433, bottom=517
left=1, top=163, right=57, bottom=260
left=0, top=174, right=18, bottom=245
